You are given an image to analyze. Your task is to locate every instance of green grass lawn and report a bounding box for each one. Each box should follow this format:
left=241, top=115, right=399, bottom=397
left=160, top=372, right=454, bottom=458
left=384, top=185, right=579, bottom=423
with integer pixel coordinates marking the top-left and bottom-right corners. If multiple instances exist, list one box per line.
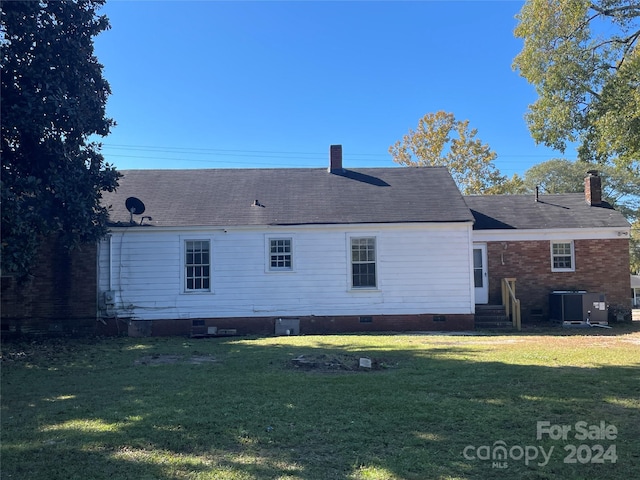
left=2, top=325, right=639, bottom=480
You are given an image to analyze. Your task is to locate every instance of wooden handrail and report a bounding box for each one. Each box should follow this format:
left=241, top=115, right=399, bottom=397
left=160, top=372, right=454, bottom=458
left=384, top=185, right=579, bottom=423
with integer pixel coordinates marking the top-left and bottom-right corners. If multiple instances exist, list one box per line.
left=501, top=278, right=521, bottom=331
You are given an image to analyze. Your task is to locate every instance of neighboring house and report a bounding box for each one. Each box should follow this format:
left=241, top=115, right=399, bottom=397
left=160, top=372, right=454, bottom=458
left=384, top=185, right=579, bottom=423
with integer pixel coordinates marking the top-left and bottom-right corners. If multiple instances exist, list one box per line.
left=465, top=171, right=630, bottom=323
left=1, top=147, right=631, bottom=336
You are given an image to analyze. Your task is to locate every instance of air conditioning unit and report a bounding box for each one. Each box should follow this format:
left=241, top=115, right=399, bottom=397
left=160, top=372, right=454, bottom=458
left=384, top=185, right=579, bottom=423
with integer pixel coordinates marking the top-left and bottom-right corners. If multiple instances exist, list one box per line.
left=549, top=291, right=608, bottom=326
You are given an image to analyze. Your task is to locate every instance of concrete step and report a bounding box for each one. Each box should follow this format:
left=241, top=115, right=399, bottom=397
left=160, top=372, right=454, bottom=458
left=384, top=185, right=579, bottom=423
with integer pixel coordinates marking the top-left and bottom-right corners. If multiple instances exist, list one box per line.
left=475, top=305, right=512, bottom=329
left=475, top=321, right=514, bottom=328
left=476, top=315, right=510, bottom=323
left=475, top=304, right=507, bottom=313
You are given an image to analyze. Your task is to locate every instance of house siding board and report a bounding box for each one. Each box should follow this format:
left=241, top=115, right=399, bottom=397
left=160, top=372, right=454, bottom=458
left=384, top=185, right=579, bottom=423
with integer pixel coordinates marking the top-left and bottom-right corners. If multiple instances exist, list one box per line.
left=98, top=224, right=474, bottom=330
left=97, top=237, right=111, bottom=290
left=484, top=238, right=630, bottom=322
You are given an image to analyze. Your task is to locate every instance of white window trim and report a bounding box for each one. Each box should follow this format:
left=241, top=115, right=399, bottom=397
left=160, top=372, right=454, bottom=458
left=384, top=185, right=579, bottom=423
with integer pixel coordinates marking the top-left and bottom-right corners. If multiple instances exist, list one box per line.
left=347, top=234, right=379, bottom=291
left=265, top=235, right=295, bottom=273
left=550, top=240, right=575, bottom=272
left=181, top=238, right=213, bottom=294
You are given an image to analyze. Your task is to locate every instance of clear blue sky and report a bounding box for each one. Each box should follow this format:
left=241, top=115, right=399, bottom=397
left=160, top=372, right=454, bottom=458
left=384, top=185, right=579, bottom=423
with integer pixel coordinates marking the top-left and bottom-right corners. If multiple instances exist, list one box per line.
left=93, top=0, right=570, bottom=176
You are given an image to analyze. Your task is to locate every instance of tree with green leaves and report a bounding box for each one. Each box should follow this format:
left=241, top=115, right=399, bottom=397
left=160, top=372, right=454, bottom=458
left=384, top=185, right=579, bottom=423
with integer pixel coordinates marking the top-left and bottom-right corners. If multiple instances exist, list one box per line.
left=522, top=159, right=638, bottom=211
left=389, top=111, right=508, bottom=195
left=1, top=0, right=119, bottom=276
left=513, top=0, right=640, bottom=172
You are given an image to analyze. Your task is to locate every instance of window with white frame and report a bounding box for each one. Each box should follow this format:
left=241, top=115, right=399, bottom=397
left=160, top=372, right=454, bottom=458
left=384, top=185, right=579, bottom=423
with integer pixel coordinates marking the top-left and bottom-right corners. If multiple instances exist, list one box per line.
left=269, top=238, right=293, bottom=271
left=351, top=237, right=377, bottom=288
left=551, top=241, right=574, bottom=272
left=185, top=240, right=210, bottom=291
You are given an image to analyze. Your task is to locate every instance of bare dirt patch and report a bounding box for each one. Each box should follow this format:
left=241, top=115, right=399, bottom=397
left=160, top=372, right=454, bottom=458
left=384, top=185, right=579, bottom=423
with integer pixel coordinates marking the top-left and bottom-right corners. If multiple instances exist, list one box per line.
left=288, top=353, right=394, bottom=372
left=134, top=354, right=218, bottom=366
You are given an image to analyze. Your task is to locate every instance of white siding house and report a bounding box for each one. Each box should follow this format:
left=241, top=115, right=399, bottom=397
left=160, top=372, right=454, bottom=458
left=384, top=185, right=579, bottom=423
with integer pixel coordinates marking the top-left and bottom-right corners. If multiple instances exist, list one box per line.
left=97, top=147, right=477, bottom=335
left=3, top=150, right=630, bottom=336
left=98, top=223, right=474, bottom=322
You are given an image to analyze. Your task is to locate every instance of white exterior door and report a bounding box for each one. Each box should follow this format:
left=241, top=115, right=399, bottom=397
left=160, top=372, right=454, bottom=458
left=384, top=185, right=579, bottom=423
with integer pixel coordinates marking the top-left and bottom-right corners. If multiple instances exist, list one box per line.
left=473, top=244, right=488, bottom=304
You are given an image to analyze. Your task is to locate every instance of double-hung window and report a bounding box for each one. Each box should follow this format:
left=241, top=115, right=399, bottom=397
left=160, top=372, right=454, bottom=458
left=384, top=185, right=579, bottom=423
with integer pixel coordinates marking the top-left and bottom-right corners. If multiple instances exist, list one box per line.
left=551, top=241, right=574, bottom=272
left=269, top=238, right=293, bottom=271
left=351, top=237, right=377, bottom=288
left=185, top=240, right=210, bottom=291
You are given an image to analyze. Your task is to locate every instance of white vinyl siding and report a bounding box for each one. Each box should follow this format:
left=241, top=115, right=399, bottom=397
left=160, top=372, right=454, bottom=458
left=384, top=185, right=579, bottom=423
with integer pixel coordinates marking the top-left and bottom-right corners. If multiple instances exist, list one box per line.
left=97, top=224, right=474, bottom=320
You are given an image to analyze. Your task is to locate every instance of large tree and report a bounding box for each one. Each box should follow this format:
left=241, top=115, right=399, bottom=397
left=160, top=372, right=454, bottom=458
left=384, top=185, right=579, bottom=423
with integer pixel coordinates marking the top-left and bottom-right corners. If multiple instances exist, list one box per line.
left=1, top=0, right=119, bottom=276
left=389, top=111, right=508, bottom=194
left=513, top=0, right=640, bottom=172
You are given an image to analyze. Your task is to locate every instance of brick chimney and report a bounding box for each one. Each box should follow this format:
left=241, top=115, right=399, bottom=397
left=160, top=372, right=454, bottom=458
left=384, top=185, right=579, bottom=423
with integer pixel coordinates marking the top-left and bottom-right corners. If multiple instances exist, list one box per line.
left=329, top=144, right=343, bottom=173
left=585, top=170, right=602, bottom=206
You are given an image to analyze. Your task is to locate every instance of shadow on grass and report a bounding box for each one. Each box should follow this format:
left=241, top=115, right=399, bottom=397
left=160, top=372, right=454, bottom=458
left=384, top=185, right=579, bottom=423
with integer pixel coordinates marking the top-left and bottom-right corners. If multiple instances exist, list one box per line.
left=483, top=319, right=640, bottom=337
left=2, top=334, right=639, bottom=480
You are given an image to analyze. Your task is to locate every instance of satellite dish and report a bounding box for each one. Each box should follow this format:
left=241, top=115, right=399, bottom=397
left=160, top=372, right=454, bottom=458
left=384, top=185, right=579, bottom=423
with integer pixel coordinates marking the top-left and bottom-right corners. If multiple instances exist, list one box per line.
left=126, top=197, right=146, bottom=214
left=125, top=197, right=146, bottom=224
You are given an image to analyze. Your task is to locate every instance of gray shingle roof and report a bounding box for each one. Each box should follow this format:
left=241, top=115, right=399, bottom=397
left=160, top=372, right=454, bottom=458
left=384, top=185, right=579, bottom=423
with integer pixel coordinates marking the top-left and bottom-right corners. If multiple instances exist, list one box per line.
left=464, top=194, right=629, bottom=230
left=102, top=167, right=475, bottom=227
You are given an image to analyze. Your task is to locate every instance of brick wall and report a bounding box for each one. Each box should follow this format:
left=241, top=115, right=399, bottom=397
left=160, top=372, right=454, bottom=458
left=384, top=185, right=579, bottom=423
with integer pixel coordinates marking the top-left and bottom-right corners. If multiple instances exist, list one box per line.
left=129, top=313, right=476, bottom=337
left=485, top=238, right=630, bottom=322
left=1, top=237, right=98, bottom=335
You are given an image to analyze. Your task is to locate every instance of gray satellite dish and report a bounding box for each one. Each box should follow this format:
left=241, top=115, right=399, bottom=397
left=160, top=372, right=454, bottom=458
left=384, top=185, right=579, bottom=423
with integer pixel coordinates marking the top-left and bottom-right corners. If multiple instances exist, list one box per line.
left=125, top=197, right=146, bottom=224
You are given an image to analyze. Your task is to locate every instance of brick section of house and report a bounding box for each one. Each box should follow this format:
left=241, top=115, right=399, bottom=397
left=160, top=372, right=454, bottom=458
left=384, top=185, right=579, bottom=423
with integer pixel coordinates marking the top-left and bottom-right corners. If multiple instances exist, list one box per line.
left=485, top=238, right=630, bottom=322
left=1, top=238, right=98, bottom=335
